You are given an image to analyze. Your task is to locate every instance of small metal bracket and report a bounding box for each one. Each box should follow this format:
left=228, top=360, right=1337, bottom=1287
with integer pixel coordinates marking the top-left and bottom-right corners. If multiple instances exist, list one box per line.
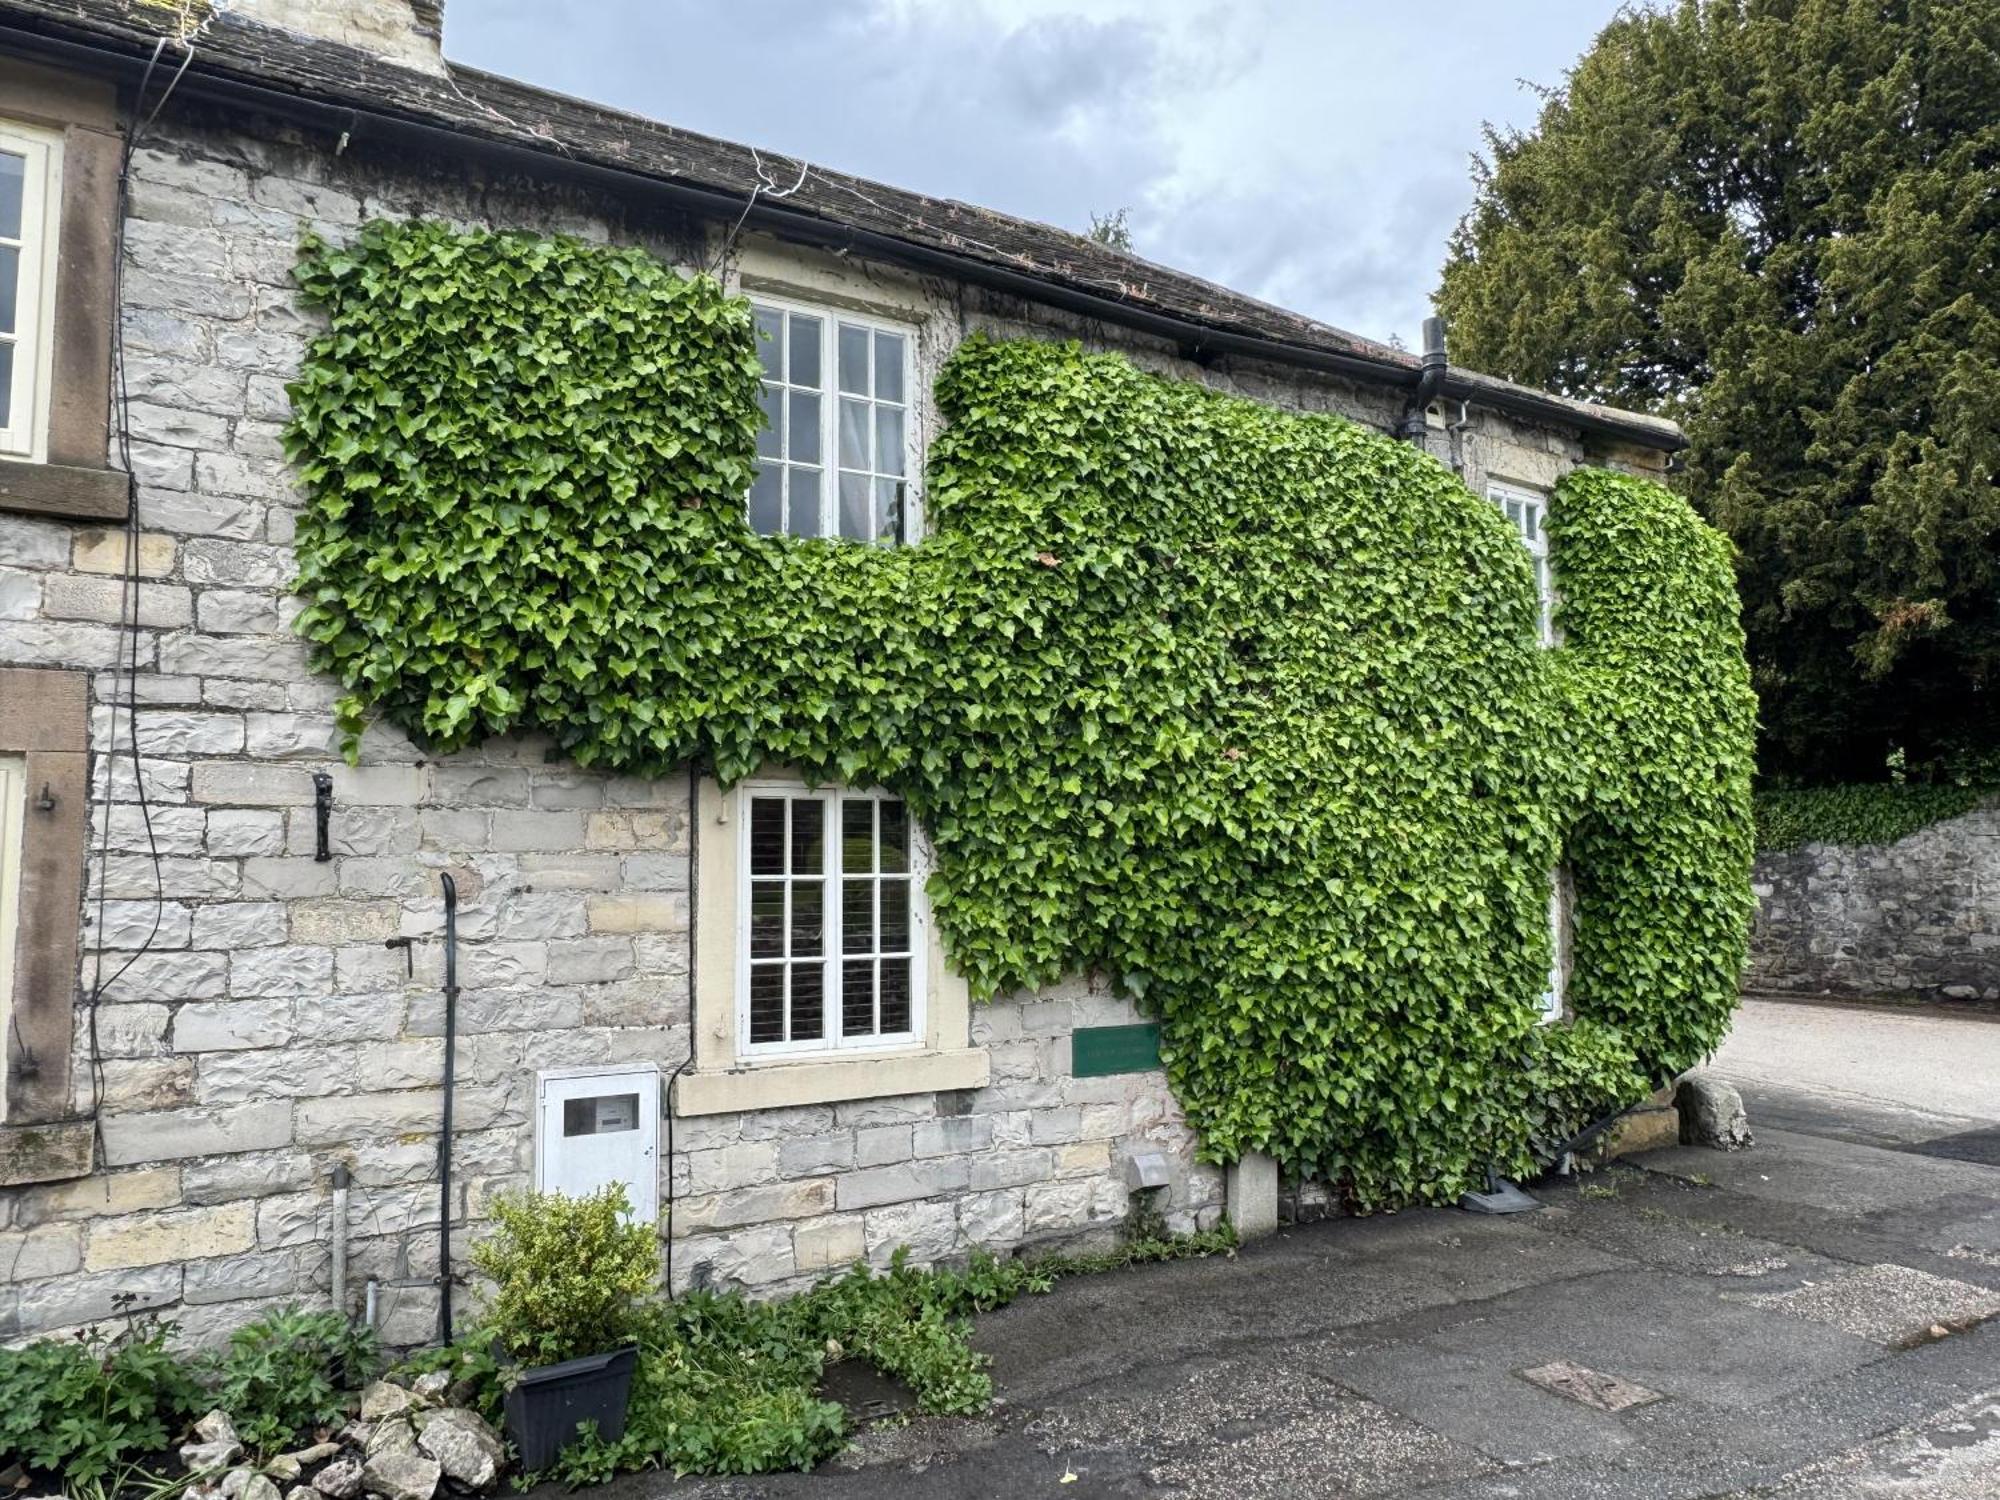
left=34, top=782, right=57, bottom=813
left=383, top=935, right=415, bottom=978
left=311, top=771, right=334, bottom=862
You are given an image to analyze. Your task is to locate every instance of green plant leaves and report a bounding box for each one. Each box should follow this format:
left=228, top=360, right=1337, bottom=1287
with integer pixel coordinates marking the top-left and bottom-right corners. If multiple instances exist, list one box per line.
left=288, top=222, right=1754, bottom=1211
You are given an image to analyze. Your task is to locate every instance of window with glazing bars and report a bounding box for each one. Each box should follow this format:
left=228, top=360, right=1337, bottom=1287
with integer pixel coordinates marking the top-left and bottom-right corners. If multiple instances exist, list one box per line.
left=1487, top=481, right=1554, bottom=644
left=742, top=789, right=920, bottom=1052
left=748, top=299, right=912, bottom=544
left=0, top=121, right=60, bottom=461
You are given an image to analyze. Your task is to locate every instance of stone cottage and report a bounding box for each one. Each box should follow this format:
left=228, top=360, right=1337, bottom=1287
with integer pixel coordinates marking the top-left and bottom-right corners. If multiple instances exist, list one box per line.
left=0, top=0, right=1685, bottom=1345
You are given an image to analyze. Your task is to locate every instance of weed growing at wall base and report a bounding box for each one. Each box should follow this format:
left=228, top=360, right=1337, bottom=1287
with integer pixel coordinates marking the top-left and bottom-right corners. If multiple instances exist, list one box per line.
left=287, top=221, right=1755, bottom=1207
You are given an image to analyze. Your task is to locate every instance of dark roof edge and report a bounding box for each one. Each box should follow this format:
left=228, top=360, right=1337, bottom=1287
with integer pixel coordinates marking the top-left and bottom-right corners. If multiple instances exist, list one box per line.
left=0, top=14, right=1685, bottom=453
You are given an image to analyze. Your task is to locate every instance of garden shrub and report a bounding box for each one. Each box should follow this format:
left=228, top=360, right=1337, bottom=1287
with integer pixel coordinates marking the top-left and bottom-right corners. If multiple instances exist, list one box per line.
left=289, top=221, right=1755, bottom=1207
left=473, top=1186, right=659, bottom=1366
left=0, top=1313, right=202, bottom=1488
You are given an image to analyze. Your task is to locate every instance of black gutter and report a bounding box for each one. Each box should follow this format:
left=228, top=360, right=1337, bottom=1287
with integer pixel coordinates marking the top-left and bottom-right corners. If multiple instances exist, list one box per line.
left=0, top=17, right=1685, bottom=452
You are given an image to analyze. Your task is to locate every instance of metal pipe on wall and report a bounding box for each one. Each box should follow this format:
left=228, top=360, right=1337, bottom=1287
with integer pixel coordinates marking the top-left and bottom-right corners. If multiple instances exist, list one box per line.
left=330, top=1161, right=350, bottom=1319
left=437, top=871, right=460, bottom=1346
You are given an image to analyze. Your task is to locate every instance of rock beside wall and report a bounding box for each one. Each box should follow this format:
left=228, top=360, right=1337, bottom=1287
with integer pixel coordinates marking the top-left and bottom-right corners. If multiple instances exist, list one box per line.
left=1749, top=801, right=2000, bottom=1001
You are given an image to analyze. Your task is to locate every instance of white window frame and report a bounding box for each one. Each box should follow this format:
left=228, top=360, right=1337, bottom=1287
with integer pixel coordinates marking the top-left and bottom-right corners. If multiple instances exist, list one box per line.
left=1487, top=481, right=1555, bottom=646
left=0, top=120, right=62, bottom=463
left=735, top=781, right=927, bottom=1060
left=0, top=756, right=26, bottom=1122
left=748, top=294, right=920, bottom=544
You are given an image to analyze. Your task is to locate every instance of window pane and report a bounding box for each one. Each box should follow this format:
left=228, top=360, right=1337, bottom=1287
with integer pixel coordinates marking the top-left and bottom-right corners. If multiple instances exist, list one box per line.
left=878, top=800, right=909, bottom=873
left=788, top=314, right=822, bottom=389
left=788, top=391, right=821, bottom=464
left=838, top=324, right=869, bottom=394
left=755, top=385, right=781, bottom=460
left=874, top=479, right=903, bottom=545
left=749, top=797, right=786, bottom=875
left=880, top=878, right=909, bottom=951
left=790, top=880, right=823, bottom=956
left=0, top=343, right=11, bottom=431
left=790, top=961, right=825, bottom=1040
left=0, top=152, right=21, bottom=240
left=750, top=881, right=784, bottom=958
left=874, top=406, right=903, bottom=476
left=786, top=469, right=822, bottom=536
left=748, top=965, right=785, bottom=1045
left=842, top=877, right=874, bottom=954
left=839, top=399, right=869, bottom=470
left=873, top=331, right=904, bottom=402
left=564, top=1094, right=639, bottom=1136
left=839, top=471, right=871, bottom=541
left=790, top=797, right=823, bottom=874
left=842, top=798, right=874, bottom=873
left=753, top=306, right=783, bottom=380
left=842, top=959, right=875, bottom=1036
left=1524, top=505, right=1539, bottom=542
left=749, top=463, right=782, bottom=533
left=879, top=959, right=912, bottom=1034
left=0, top=245, right=16, bottom=336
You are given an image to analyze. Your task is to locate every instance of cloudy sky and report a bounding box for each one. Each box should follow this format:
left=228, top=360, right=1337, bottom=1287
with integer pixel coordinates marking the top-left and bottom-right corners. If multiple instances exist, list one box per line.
left=443, top=1, right=1631, bottom=347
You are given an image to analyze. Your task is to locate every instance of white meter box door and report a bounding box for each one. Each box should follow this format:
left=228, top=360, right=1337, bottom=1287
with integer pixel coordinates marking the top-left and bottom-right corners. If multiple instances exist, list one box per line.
left=535, top=1066, right=660, bottom=1224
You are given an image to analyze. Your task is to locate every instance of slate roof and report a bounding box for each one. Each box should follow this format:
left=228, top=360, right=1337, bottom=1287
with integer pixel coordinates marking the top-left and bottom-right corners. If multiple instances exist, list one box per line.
left=0, top=0, right=1684, bottom=449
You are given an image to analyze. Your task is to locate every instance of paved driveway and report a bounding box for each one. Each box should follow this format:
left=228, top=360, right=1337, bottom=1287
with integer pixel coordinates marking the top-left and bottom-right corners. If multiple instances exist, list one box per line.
left=629, top=999, right=2000, bottom=1498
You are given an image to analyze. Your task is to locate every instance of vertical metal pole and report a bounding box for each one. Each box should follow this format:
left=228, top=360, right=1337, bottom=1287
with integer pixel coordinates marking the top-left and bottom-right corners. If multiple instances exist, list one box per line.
left=438, top=872, right=459, bottom=1346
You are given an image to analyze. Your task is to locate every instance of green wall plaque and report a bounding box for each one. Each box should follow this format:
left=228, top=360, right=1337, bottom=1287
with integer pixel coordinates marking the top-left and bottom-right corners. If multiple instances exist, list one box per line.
left=1071, top=1022, right=1162, bottom=1078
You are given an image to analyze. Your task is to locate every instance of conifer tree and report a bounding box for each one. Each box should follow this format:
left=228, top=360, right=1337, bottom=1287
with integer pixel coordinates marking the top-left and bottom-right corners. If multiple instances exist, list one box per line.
left=1437, top=0, right=2000, bottom=780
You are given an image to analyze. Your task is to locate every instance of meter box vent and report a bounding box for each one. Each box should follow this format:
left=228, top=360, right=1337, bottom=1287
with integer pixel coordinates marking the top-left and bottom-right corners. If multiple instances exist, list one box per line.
left=534, top=1065, right=660, bottom=1224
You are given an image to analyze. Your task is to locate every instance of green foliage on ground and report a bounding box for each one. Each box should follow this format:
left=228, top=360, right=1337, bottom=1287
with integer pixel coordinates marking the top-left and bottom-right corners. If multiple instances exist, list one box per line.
left=203, top=1306, right=377, bottom=1456
left=0, top=1314, right=202, bottom=1488
left=472, top=1186, right=661, bottom=1367
left=288, top=221, right=1754, bottom=1206
left=429, top=1231, right=1237, bottom=1481
left=1435, top=0, right=2000, bottom=781
left=1754, top=781, right=1993, bottom=853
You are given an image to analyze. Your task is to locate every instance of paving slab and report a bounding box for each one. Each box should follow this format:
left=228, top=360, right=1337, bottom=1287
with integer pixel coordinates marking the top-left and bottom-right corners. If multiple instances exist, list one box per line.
left=973, top=1210, right=1622, bottom=1405
left=1027, top=1352, right=1494, bottom=1497
left=1636, top=1127, right=2000, bottom=1212
left=1722, top=1387, right=2000, bottom=1499
left=1740, top=1263, right=2000, bottom=1346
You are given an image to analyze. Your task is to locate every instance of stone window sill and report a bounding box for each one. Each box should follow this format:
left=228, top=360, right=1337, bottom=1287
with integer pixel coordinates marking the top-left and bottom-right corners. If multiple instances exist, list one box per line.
left=0, top=458, right=128, bottom=520
left=0, top=1119, right=95, bottom=1187
left=673, top=1046, right=989, bottom=1116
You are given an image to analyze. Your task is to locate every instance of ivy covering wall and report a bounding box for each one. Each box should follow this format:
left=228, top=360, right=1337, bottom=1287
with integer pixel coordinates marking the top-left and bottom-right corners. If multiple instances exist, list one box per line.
left=288, top=221, right=1755, bottom=1207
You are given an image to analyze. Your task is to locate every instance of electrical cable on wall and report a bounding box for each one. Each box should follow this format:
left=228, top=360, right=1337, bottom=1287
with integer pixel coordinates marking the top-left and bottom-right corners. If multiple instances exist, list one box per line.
left=82, top=35, right=196, bottom=1149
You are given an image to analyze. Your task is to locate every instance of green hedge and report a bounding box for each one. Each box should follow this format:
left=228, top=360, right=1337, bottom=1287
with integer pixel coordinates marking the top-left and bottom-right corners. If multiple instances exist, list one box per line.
left=287, top=221, right=1755, bottom=1207
left=1754, top=782, right=1992, bottom=853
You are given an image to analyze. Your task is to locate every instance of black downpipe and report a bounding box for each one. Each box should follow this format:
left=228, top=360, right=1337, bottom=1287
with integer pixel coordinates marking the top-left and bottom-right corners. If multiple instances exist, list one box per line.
left=1398, top=316, right=1449, bottom=443
left=437, top=871, right=460, bottom=1346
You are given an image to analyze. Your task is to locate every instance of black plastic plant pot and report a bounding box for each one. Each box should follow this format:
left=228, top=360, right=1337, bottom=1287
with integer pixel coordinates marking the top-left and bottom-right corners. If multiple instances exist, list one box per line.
left=502, top=1344, right=638, bottom=1471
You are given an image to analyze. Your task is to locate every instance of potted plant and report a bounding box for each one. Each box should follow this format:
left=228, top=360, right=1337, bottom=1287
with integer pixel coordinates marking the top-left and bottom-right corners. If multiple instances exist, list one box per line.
left=471, top=1184, right=659, bottom=1471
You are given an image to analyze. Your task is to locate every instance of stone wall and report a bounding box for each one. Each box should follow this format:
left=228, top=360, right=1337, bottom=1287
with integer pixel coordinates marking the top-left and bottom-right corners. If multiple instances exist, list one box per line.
left=0, top=92, right=1627, bottom=1345
left=1748, top=801, right=2000, bottom=1001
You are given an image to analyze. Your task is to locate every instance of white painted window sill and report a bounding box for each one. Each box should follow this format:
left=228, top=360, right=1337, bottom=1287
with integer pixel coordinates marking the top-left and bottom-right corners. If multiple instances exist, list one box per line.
left=672, top=1046, right=989, bottom=1116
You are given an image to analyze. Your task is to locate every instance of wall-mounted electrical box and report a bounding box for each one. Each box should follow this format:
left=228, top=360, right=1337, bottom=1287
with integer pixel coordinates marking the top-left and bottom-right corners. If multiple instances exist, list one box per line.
left=534, top=1065, right=660, bottom=1224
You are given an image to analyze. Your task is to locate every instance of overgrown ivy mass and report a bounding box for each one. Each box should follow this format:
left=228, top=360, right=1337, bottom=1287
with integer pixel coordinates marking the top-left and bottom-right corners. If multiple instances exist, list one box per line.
left=288, top=221, right=1756, bottom=1207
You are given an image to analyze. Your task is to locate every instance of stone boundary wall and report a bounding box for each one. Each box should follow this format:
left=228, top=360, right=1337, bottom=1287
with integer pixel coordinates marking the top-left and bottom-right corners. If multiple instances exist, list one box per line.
left=1748, top=802, right=2000, bottom=1001
left=0, top=94, right=1619, bottom=1346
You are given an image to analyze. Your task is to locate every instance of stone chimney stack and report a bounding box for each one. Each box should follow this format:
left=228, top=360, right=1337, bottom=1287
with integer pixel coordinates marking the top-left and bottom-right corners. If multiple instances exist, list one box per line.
left=224, top=0, right=447, bottom=76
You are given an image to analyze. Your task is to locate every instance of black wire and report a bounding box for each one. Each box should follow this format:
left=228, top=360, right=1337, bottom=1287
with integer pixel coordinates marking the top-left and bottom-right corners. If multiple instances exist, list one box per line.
left=84, top=36, right=190, bottom=1152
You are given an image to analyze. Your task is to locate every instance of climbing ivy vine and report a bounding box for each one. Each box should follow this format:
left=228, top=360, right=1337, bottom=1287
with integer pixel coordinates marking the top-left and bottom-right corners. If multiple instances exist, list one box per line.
left=287, top=221, right=1755, bottom=1207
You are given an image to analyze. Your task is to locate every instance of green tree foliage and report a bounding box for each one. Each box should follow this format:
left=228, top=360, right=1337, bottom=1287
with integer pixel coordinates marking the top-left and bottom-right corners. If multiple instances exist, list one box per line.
left=1435, top=0, right=2000, bottom=781
left=289, top=221, right=1753, bottom=1206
